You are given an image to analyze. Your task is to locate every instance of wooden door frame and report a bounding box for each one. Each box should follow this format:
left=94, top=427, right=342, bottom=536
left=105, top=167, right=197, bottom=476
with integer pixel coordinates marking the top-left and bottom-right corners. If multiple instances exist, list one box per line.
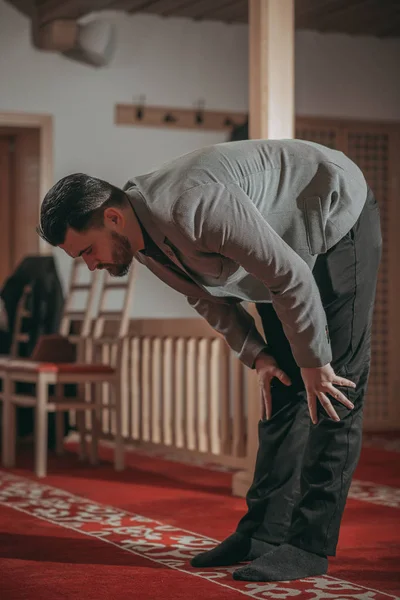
left=0, top=111, right=53, bottom=255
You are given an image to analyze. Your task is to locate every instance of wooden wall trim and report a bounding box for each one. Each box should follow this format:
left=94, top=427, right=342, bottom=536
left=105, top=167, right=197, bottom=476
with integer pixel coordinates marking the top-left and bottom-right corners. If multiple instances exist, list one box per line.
left=103, top=318, right=225, bottom=340
left=297, top=115, right=400, bottom=133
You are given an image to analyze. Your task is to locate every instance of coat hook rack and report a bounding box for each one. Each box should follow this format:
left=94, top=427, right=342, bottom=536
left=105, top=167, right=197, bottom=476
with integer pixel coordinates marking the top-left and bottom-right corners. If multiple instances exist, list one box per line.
left=164, top=112, right=177, bottom=123
left=134, top=94, right=146, bottom=121
left=115, top=100, right=247, bottom=132
left=194, top=99, right=205, bottom=126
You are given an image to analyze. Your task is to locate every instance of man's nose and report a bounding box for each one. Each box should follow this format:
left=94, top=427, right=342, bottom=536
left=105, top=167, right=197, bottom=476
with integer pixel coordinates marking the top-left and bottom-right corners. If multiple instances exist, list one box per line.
left=83, top=256, right=97, bottom=271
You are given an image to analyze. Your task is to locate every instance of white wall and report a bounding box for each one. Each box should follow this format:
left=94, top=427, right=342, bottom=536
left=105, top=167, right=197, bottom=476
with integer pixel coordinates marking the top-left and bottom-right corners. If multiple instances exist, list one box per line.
left=295, top=30, right=400, bottom=120
left=0, top=1, right=248, bottom=317
left=1, top=0, right=400, bottom=317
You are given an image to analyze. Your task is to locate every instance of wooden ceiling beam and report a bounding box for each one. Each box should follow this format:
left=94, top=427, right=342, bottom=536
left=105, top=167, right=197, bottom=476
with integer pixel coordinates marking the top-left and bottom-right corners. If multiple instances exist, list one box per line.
left=203, top=1, right=247, bottom=24
left=376, top=11, right=400, bottom=37
left=106, top=0, right=161, bottom=13
left=131, top=0, right=195, bottom=17
left=6, top=0, right=33, bottom=16
left=5, top=0, right=400, bottom=37
left=348, top=3, right=400, bottom=37
left=296, top=0, right=355, bottom=20
left=302, top=0, right=378, bottom=33
left=37, top=0, right=111, bottom=24
left=161, top=0, right=242, bottom=20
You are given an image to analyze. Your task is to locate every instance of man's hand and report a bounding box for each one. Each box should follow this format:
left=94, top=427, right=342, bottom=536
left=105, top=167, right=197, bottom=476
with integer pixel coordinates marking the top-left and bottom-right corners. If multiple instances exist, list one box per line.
left=300, top=363, right=356, bottom=424
left=254, top=352, right=292, bottom=420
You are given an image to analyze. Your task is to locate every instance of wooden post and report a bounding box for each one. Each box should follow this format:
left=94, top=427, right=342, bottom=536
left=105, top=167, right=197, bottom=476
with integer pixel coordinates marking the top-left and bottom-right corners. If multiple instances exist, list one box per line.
left=248, top=0, right=295, bottom=140
left=232, top=0, right=295, bottom=497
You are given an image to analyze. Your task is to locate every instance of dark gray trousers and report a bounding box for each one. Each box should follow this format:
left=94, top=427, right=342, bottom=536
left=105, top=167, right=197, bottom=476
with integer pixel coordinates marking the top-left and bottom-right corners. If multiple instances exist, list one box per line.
left=236, top=187, right=382, bottom=556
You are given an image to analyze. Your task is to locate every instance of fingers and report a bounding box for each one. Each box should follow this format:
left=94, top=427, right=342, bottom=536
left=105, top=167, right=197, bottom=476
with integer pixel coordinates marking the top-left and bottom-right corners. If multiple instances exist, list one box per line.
left=264, top=386, right=272, bottom=420
left=332, top=376, right=356, bottom=388
left=310, top=388, right=355, bottom=424
left=304, top=366, right=357, bottom=424
left=258, top=366, right=291, bottom=422
left=260, top=390, right=265, bottom=420
left=325, top=384, right=355, bottom=410
left=306, top=391, right=318, bottom=425
left=318, top=392, right=340, bottom=422
left=272, top=367, right=292, bottom=387
left=259, top=386, right=272, bottom=420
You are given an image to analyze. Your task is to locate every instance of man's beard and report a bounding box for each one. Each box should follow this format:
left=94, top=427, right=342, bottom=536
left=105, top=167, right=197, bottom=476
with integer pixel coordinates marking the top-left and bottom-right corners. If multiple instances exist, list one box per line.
left=98, top=231, right=134, bottom=277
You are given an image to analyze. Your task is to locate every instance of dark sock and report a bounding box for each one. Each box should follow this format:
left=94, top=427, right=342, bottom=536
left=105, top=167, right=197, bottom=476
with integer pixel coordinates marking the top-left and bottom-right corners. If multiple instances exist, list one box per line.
left=190, top=533, right=275, bottom=568
left=247, top=537, right=277, bottom=561
left=233, top=543, right=328, bottom=581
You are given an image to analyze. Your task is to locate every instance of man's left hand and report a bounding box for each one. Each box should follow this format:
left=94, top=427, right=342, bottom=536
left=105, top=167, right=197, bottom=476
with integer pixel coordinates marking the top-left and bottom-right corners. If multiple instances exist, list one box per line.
left=300, top=363, right=356, bottom=424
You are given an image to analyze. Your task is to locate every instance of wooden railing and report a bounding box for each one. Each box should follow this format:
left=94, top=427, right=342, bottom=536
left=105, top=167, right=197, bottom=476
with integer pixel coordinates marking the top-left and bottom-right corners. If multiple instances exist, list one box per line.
left=76, top=313, right=398, bottom=498
left=85, top=319, right=253, bottom=471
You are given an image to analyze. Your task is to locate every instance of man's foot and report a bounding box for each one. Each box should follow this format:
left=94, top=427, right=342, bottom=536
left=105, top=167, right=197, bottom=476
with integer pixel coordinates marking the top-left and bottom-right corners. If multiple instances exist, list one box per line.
left=232, top=543, right=328, bottom=581
left=190, top=533, right=276, bottom=568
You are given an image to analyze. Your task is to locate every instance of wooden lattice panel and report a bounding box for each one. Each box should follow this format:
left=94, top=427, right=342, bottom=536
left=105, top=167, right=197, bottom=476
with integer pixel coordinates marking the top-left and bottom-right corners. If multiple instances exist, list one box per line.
left=295, top=120, right=397, bottom=429
left=346, top=132, right=390, bottom=425
left=295, top=126, right=337, bottom=150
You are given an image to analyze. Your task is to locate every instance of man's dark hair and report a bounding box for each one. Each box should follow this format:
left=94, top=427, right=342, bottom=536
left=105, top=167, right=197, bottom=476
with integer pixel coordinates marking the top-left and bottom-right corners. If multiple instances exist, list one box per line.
left=37, top=173, right=128, bottom=246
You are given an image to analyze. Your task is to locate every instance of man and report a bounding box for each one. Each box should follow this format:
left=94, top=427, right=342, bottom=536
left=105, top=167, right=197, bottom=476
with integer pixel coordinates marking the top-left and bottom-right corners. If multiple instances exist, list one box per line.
left=37, top=139, right=382, bottom=582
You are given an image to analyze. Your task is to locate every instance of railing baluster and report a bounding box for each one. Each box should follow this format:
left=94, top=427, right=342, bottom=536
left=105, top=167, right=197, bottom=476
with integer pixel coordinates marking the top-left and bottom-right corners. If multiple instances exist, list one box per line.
left=220, top=343, right=232, bottom=456
left=131, top=337, right=141, bottom=441
left=198, top=338, right=210, bottom=453
left=120, top=338, right=129, bottom=438
left=186, top=338, right=198, bottom=451
left=163, top=337, right=174, bottom=446
left=101, top=342, right=110, bottom=434
left=151, top=338, right=162, bottom=444
left=91, top=327, right=249, bottom=471
left=209, top=339, right=221, bottom=456
left=232, top=359, right=246, bottom=457
left=141, top=337, right=151, bottom=442
left=175, top=338, right=186, bottom=449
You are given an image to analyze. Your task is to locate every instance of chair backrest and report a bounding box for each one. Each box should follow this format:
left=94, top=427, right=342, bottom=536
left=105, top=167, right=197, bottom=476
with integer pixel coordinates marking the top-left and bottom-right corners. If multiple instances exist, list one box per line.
left=28, top=259, right=100, bottom=363
left=92, top=266, right=137, bottom=341
left=59, top=258, right=101, bottom=343
left=9, top=284, right=32, bottom=358
left=88, top=265, right=137, bottom=369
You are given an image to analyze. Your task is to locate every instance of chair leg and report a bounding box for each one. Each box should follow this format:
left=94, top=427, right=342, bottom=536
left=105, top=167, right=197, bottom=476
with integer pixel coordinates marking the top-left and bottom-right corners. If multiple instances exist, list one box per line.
left=1, top=376, right=9, bottom=467
left=76, top=411, right=87, bottom=461
left=55, top=384, right=65, bottom=456
left=35, top=374, right=49, bottom=478
left=89, top=383, right=100, bottom=466
left=111, top=378, right=124, bottom=472
left=55, top=412, right=65, bottom=455
left=8, top=391, right=16, bottom=468
left=2, top=374, right=16, bottom=468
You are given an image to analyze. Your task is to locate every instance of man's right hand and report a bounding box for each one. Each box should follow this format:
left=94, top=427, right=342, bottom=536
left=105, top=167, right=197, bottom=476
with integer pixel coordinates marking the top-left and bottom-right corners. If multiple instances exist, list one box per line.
left=254, top=352, right=292, bottom=420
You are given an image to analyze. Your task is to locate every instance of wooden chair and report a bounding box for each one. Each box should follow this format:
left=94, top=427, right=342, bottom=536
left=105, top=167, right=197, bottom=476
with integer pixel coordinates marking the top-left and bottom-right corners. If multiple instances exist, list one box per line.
left=0, top=284, right=33, bottom=365
left=0, top=258, right=99, bottom=473
left=1, top=263, right=136, bottom=477
left=75, top=267, right=136, bottom=462
left=0, top=284, right=33, bottom=451
left=0, top=259, right=98, bottom=370
left=29, top=258, right=101, bottom=458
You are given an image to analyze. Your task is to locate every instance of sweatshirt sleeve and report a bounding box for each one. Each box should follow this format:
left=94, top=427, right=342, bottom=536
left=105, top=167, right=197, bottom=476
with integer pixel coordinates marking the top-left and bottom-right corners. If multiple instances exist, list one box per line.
left=187, top=296, right=268, bottom=368
left=173, top=182, right=332, bottom=368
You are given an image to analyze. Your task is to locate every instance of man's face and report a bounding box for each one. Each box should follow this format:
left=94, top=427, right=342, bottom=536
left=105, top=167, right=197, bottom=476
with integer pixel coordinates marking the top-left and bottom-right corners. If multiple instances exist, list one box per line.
left=61, top=226, right=134, bottom=277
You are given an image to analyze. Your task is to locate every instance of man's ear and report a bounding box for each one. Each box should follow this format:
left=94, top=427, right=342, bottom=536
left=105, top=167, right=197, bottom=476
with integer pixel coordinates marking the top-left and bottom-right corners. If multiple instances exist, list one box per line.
left=103, top=207, right=125, bottom=229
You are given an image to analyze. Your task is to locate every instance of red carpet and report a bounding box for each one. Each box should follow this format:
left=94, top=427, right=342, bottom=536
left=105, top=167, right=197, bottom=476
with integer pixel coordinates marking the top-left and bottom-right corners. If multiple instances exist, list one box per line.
left=0, top=436, right=399, bottom=599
